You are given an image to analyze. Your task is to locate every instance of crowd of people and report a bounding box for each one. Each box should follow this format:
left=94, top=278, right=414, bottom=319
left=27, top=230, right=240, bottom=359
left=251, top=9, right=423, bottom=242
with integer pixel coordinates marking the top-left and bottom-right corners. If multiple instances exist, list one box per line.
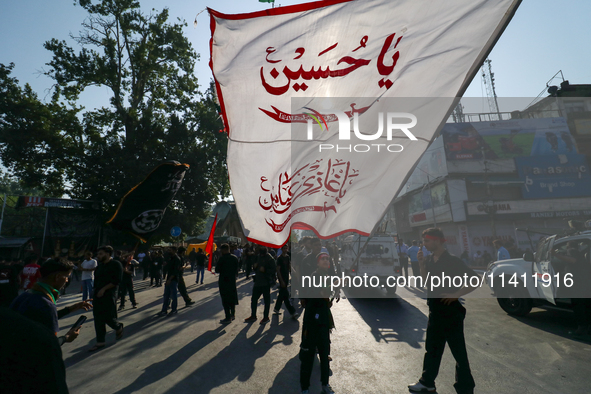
left=4, top=229, right=585, bottom=394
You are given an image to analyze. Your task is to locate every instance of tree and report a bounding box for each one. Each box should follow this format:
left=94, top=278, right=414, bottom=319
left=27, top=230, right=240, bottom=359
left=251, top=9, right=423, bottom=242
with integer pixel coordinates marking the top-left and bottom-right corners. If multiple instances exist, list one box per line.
left=0, top=0, right=229, bottom=245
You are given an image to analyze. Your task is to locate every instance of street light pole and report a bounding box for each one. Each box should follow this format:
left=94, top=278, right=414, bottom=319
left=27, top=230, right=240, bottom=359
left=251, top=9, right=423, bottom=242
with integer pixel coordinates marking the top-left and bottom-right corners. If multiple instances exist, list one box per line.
left=0, top=193, right=6, bottom=236
left=427, top=175, right=437, bottom=227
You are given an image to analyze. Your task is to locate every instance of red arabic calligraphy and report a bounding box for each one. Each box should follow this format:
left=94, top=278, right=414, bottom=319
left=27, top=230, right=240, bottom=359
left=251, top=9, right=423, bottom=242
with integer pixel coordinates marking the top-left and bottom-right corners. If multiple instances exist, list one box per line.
left=377, top=33, right=403, bottom=90
left=260, top=32, right=404, bottom=95
left=259, top=159, right=359, bottom=232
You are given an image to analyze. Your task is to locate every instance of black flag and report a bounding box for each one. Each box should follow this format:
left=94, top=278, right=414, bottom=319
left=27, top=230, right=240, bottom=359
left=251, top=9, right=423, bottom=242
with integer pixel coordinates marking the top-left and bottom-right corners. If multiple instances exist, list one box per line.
left=107, top=161, right=190, bottom=242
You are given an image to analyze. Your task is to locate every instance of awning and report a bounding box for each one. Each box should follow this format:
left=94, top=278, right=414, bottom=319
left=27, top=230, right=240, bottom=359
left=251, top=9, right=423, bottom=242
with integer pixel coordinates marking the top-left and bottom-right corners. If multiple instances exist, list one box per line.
left=0, top=237, right=32, bottom=248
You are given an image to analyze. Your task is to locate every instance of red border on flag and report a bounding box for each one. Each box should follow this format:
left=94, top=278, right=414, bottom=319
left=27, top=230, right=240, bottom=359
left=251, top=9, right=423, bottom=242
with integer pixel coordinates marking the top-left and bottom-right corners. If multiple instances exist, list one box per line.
left=207, top=0, right=353, bottom=137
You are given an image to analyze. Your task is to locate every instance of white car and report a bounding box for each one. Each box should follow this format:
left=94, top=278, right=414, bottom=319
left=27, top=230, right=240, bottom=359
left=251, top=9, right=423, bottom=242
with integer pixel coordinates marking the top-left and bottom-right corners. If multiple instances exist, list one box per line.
left=486, top=231, right=591, bottom=316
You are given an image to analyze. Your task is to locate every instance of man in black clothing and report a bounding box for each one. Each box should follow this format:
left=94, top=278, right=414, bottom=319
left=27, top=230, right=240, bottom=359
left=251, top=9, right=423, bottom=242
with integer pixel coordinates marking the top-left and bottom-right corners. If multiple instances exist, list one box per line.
left=175, top=247, right=195, bottom=307
left=300, top=238, right=322, bottom=281
left=89, top=245, right=124, bottom=352
left=0, top=307, right=69, bottom=394
left=195, top=248, right=207, bottom=284
left=299, top=252, right=335, bottom=394
left=274, top=244, right=299, bottom=319
left=142, top=252, right=152, bottom=280
left=188, top=248, right=197, bottom=273
left=159, top=246, right=183, bottom=316
left=119, top=255, right=138, bottom=310
left=216, top=244, right=239, bottom=323
left=244, top=245, right=256, bottom=279
left=151, top=251, right=164, bottom=287
left=408, top=228, right=478, bottom=394
left=244, top=245, right=276, bottom=324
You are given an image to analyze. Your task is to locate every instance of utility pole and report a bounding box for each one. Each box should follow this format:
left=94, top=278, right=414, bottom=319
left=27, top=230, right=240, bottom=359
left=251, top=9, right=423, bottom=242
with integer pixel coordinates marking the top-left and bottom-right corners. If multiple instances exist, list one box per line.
left=427, top=175, right=437, bottom=227
left=481, top=58, right=501, bottom=121
left=482, top=147, right=497, bottom=239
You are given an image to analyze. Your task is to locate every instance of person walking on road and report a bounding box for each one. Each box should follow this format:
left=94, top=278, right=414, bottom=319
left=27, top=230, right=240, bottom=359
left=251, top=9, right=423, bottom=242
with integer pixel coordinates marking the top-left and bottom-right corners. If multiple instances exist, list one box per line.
left=89, top=246, right=124, bottom=352
left=119, top=254, right=139, bottom=310
left=244, top=245, right=276, bottom=324
left=397, top=239, right=409, bottom=280
left=151, top=251, right=164, bottom=287
left=80, top=252, right=97, bottom=301
left=299, top=252, right=336, bottom=394
left=175, top=247, right=195, bottom=307
left=407, top=240, right=421, bottom=278
left=408, top=228, right=479, bottom=394
left=216, top=244, right=239, bottom=323
left=158, top=246, right=183, bottom=317
left=195, top=248, right=207, bottom=284
left=274, top=244, right=299, bottom=319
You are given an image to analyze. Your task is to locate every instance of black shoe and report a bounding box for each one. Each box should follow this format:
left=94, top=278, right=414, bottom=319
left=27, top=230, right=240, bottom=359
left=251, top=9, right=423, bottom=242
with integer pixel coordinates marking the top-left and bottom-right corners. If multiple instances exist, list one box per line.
left=220, top=318, right=232, bottom=324
left=186, top=300, right=195, bottom=306
left=118, top=305, right=125, bottom=311
left=167, top=310, right=178, bottom=317
left=132, top=304, right=138, bottom=309
left=157, top=311, right=167, bottom=317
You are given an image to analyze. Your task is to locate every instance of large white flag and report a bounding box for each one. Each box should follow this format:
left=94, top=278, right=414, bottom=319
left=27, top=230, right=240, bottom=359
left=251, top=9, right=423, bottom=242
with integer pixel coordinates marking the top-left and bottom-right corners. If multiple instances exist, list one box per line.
left=209, top=0, right=521, bottom=247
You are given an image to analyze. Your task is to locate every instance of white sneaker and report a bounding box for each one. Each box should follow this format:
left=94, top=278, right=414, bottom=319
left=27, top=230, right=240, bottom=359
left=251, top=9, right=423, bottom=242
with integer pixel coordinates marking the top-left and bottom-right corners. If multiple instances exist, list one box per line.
left=408, top=381, right=436, bottom=392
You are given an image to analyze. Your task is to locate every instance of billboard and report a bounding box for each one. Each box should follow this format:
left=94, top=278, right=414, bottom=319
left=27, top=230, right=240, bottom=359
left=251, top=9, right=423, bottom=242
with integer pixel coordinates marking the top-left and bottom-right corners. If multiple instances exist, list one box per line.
left=515, top=154, right=591, bottom=199
left=441, top=117, right=576, bottom=161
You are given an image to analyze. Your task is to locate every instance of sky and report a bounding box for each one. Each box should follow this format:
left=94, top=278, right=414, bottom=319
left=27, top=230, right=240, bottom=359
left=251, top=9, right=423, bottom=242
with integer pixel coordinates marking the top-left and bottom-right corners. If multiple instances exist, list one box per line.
left=1, top=0, right=590, bottom=115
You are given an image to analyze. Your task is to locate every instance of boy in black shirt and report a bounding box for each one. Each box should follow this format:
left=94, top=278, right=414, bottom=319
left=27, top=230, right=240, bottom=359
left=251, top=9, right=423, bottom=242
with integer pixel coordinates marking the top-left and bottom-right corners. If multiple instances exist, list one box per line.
left=408, top=228, right=478, bottom=394
left=299, top=252, right=335, bottom=394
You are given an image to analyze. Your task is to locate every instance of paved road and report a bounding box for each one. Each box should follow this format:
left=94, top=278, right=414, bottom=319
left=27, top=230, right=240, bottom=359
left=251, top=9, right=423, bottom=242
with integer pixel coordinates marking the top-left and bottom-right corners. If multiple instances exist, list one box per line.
left=56, top=269, right=591, bottom=394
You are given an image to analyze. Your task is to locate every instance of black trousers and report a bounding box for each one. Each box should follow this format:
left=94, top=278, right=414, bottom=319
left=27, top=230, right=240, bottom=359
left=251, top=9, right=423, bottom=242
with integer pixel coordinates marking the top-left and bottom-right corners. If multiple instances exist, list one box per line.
left=251, top=285, right=271, bottom=318
left=275, top=286, right=295, bottom=314
left=93, top=296, right=121, bottom=343
left=299, top=324, right=330, bottom=390
left=223, top=301, right=236, bottom=319
left=410, top=261, right=420, bottom=277
left=151, top=269, right=162, bottom=286
left=420, top=303, right=475, bottom=394
left=400, top=256, right=409, bottom=279
left=177, top=275, right=192, bottom=304
left=119, top=276, right=136, bottom=306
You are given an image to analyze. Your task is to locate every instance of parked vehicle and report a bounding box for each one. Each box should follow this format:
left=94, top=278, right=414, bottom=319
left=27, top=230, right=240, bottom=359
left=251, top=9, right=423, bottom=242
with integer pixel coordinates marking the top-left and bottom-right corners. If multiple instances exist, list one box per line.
left=340, top=235, right=401, bottom=294
left=486, top=228, right=591, bottom=316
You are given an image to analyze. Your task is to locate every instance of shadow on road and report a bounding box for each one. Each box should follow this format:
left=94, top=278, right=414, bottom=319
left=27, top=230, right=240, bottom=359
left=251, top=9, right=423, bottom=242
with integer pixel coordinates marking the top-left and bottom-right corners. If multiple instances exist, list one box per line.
left=162, top=317, right=301, bottom=393
left=512, top=306, right=591, bottom=344
left=346, top=293, right=427, bottom=348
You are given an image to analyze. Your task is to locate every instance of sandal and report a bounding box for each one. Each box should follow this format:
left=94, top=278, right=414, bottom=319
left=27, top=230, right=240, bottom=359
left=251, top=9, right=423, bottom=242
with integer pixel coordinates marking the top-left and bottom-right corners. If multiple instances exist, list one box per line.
left=116, top=323, right=124, bottom=340
left=88, top=344, right=105, bottom=352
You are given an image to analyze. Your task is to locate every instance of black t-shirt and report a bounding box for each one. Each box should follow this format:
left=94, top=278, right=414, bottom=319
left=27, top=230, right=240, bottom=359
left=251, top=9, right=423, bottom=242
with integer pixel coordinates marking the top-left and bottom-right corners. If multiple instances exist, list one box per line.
left=94, top=259, right=123, bottom=299
left=166, top=255, right=183, bottom=280
left=425, top=250, right=478, bottom=306
left=301, top=252, right=318, bottom=279
left=195, top=252, right=207, bottom=267
left=276, top=255, right=290, bottom=284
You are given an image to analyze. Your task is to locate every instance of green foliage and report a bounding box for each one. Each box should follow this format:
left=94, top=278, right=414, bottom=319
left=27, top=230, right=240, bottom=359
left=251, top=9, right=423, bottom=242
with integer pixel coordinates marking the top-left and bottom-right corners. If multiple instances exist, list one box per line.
left=0, top=0, right=229, bottom=245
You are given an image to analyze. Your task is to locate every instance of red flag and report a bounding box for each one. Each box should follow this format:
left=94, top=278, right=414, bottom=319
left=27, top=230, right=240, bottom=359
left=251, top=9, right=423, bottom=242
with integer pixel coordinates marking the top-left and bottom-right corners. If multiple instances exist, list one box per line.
left=206, top=213, right=218, bottom=271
